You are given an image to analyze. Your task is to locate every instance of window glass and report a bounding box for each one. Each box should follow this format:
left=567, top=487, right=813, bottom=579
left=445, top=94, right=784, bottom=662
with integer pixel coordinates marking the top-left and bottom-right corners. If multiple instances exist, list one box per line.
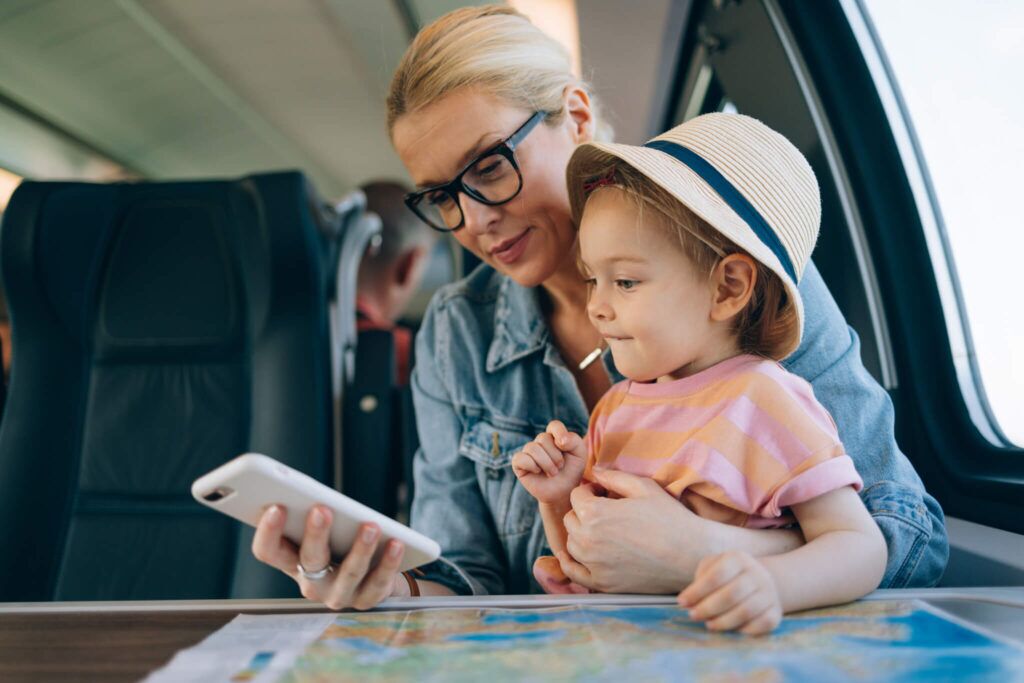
left=863, top=0, right=1024, bottom=445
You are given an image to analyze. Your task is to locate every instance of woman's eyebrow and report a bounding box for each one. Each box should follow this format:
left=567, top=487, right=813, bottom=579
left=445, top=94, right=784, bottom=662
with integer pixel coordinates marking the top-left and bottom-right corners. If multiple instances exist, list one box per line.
left=416, top=133, right=502, bottom=188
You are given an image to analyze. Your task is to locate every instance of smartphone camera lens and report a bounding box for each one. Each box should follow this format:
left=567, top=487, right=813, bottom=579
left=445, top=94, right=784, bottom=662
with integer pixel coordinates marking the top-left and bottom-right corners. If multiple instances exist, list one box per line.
left=203, top=486, right=234, bottom=503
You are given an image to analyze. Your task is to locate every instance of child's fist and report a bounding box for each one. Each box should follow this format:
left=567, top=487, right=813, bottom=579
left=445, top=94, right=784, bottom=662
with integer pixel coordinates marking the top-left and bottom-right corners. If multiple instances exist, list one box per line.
left=511, top=427, right=587, bottom=505
left=545, top=420, right=587, bottom=460
left=677, top=551, right=782, bottom=635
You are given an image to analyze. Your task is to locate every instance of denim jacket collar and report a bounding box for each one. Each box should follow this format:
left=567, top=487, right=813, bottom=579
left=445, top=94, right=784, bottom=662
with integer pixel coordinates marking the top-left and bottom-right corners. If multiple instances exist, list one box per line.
left=486, top=277, right=550, bottom=373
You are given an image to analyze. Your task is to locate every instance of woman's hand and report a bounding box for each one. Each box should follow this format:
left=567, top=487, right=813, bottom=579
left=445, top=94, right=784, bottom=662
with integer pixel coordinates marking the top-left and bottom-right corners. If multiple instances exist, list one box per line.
left=557, top=470, right=804, bottom=594
left=251, top=504, right=409, bottom=610
left=511, top=422, right=587, bottom=505
left=556, top=470, right=710, bottom=593
left=678, top=551, right=783, bottom=635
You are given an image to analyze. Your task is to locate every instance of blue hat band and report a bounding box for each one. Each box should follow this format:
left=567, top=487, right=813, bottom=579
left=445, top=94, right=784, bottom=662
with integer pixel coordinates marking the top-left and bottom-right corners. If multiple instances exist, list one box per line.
left=643, top=139, right=798, bottom=283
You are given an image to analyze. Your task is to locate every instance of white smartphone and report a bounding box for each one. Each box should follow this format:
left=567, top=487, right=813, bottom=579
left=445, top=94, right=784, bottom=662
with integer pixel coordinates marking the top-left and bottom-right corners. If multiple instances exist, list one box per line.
left=191, top=453, right=440, bottom=573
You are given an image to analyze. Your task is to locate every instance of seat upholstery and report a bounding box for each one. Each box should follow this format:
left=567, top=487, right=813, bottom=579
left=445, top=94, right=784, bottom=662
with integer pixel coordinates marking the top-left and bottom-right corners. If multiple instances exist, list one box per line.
left=0, top=171, right=333, bottom=601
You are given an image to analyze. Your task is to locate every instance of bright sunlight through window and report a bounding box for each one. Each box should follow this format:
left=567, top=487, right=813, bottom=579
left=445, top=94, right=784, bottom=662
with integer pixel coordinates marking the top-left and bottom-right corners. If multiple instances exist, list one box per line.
left=863, top=0, right=1024, bottom=446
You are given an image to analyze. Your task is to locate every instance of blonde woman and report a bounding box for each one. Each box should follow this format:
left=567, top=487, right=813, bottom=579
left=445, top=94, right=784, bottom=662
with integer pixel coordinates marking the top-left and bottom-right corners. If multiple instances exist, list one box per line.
left=251, top=5, right=946, bottom=610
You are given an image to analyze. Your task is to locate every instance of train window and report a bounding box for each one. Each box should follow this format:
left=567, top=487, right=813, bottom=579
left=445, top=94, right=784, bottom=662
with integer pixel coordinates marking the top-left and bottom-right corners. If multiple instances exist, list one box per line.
left=859, top=0, right=1023, bottom=446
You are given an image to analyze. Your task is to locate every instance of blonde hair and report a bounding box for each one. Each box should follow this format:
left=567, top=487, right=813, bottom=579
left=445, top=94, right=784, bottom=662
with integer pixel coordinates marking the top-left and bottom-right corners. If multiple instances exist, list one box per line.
left=578, top=164, right=800, bottom=360
left=387, top=5, right=612, bottom=141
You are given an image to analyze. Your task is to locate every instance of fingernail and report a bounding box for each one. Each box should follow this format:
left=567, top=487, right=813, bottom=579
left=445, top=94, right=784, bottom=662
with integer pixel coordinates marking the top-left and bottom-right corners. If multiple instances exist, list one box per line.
left=311, top=508, right=325, bottom=528
left=388, top=542, right=402, bottom=558
left=266, top=505, right=280, bottom=522
left=362, top=526, right=378, bottom=543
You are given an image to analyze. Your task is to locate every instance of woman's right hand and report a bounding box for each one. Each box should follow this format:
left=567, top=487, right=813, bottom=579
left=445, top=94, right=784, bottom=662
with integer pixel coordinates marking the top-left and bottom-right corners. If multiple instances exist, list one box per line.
left=251, top=504, right=408, bottom=610
left=557, top=470, right=803, bottom=594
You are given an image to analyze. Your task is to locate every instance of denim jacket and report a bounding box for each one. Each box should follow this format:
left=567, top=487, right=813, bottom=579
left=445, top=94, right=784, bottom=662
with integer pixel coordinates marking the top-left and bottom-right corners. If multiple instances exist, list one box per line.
left=409, top=261, right=948, bottom=595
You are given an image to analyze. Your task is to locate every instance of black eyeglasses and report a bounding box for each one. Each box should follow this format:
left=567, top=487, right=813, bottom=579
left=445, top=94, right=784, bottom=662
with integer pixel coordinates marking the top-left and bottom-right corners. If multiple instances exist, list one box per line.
left=404, top=111, right=546, bottom=232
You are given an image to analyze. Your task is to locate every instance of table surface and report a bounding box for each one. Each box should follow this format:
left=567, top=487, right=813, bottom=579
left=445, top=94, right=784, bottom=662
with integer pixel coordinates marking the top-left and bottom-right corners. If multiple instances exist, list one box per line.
left=2, top=588, right=1022, bottom=683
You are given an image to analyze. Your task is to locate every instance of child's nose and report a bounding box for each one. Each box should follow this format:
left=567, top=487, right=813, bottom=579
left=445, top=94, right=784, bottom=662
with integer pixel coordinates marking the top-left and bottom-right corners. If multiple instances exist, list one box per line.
left=587, top=293, right=614, bottom=322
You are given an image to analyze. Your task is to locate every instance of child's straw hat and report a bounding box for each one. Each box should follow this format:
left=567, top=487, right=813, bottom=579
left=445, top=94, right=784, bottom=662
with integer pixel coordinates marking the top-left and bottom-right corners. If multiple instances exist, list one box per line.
left=567, top=112, right=821, bottom=343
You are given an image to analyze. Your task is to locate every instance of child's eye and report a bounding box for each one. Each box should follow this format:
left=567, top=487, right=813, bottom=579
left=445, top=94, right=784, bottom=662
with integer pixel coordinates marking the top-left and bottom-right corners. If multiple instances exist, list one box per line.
left=615, top=279, right=639, bottom=291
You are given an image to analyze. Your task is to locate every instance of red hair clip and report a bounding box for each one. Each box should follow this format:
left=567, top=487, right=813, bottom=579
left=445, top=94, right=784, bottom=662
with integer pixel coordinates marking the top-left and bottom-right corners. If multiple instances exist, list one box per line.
left=583, top=168, right=617, bottom=195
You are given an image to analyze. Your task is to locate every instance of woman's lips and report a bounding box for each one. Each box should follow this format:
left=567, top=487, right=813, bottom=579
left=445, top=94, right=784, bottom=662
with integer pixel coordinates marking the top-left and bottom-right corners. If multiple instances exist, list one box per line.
left=490, top=229, right=531, bottom=265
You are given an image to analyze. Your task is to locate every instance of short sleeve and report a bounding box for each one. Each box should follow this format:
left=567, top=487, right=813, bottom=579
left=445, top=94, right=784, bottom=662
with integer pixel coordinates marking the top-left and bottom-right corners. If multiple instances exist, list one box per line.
left=738, top=366, right=863, bottom=518
left=760, top=452, right=863, bottom=518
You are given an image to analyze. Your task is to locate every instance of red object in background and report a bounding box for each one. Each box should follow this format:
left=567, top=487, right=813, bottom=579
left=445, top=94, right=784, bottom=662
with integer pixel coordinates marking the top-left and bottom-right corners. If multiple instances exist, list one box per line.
left=355, top=298, right=411, bottom=386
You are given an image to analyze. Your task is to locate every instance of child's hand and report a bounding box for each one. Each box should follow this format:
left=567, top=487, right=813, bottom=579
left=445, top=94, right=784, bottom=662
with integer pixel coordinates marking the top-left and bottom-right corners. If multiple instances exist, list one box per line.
left=677, top=551, right=782, bottom=635
left=511, top=421, right=587, bottom=505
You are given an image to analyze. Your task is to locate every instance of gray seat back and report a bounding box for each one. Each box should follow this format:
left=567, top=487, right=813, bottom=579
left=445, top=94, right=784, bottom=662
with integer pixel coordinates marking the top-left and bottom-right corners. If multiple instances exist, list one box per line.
left=0, top=171, right=333, bottom=600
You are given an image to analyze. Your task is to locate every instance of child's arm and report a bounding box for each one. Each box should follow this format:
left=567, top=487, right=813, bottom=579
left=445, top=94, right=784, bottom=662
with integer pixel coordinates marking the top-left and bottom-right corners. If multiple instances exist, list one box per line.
left=537, top=499, right=573, bottom=558
left=511, top=420, right=588, bottom=556
left=679, top=485, right=887, bottom=635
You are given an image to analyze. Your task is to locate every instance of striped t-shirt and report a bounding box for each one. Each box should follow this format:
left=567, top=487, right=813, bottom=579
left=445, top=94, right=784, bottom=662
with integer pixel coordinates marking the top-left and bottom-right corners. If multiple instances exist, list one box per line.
left=583, top=354, right=862, bottom=528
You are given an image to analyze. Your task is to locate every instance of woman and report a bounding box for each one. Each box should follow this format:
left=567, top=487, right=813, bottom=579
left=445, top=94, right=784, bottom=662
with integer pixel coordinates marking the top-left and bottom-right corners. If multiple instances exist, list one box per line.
left=251, top=5, right=947, bottom=609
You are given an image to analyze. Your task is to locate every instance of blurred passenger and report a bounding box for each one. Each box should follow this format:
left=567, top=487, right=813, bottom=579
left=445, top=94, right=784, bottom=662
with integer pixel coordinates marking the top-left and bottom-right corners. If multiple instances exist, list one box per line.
left=357, top=180, right=437, bottom=385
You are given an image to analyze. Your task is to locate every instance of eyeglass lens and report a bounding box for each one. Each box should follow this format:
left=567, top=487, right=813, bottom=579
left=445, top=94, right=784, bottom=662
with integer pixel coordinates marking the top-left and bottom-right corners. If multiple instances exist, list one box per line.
left=416, top=152, right=522, bottom=230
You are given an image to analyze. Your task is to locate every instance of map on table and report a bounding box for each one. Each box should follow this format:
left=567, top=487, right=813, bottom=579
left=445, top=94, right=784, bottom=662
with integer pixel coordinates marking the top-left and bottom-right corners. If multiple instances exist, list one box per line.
left=145, top=600, right=1024, bottom=682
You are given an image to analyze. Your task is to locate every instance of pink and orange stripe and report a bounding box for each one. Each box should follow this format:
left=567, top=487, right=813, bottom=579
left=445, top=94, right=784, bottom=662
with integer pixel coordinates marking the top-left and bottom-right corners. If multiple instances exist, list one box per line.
left=583, top=354, right=861, bottom=528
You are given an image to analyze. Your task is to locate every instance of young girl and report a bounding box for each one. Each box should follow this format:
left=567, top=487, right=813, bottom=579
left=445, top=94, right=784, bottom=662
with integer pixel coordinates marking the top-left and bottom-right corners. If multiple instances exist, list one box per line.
left=512, top=113, right=888, bottom=635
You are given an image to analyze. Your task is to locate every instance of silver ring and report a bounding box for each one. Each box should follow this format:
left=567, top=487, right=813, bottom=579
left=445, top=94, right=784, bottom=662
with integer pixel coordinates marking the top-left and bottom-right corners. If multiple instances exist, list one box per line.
left=297, top=562, right=334, bottom=581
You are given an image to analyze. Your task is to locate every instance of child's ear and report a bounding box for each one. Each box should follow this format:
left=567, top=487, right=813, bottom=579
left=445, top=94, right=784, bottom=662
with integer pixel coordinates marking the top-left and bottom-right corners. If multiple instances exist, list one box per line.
left=709, top=254, right=757, bottom=322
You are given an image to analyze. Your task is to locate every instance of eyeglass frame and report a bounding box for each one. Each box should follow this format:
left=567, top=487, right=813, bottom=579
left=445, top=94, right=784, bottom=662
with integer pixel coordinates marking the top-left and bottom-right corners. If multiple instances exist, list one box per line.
left=403, top=111, right=547, bottom=232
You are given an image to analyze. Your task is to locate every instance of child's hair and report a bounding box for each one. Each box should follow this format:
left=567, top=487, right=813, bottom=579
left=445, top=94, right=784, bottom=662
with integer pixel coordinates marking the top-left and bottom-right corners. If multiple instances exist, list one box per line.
left=579, top=163, right=800, bottom=360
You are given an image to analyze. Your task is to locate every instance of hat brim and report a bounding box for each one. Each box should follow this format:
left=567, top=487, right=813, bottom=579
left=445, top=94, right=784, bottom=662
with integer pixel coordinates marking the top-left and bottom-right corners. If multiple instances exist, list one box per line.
left=567, top=140, right=804, bottom=349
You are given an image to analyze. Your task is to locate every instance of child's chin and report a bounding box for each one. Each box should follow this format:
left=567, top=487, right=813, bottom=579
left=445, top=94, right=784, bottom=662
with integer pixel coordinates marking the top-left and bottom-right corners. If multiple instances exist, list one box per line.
left=620, top=366, right=661, bottom=383
left=611, top=352, right=663, bottom=383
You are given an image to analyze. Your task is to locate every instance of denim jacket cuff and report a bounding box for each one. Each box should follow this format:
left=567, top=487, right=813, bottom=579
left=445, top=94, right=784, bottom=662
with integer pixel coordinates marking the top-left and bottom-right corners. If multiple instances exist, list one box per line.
left=863, top=480, right=947, bottom=588
left=417, top=556, right=486, bottom=596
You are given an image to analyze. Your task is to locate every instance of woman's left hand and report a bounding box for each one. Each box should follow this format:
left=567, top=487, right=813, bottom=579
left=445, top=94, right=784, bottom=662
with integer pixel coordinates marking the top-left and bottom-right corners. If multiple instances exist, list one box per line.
left=557, top=469, right=712, bottom=594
